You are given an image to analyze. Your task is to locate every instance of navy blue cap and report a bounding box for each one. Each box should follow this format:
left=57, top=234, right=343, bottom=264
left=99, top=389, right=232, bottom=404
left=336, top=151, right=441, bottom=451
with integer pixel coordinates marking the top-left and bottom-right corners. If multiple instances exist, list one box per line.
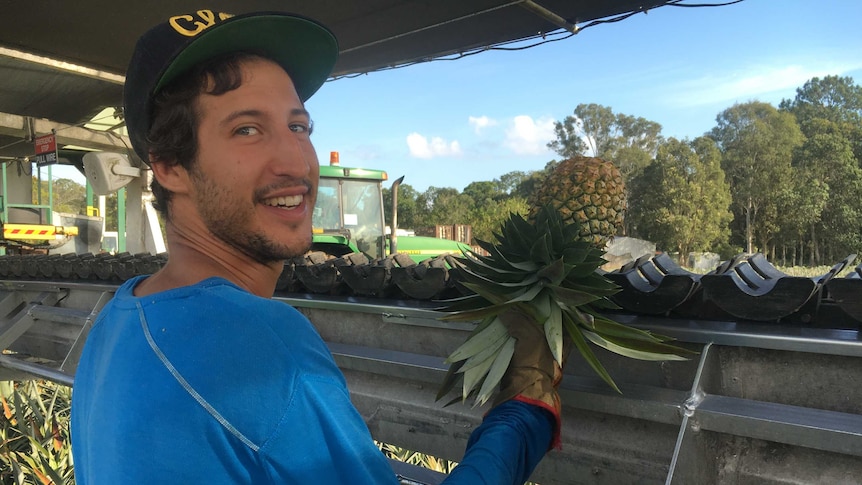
left=123, top=10, right=338, bottom=163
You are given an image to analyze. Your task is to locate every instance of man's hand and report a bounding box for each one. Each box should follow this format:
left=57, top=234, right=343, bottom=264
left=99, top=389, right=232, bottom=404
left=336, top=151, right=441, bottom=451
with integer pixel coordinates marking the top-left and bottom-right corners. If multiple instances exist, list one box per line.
left=493, top=307, right=569, bottom=448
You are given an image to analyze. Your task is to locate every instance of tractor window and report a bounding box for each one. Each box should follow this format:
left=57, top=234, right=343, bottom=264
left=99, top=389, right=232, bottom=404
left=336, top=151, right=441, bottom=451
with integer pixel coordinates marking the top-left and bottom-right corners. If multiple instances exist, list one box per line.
left=342, top=179, right=384, bottom=258
left=314, top=179, right=340, bottom=230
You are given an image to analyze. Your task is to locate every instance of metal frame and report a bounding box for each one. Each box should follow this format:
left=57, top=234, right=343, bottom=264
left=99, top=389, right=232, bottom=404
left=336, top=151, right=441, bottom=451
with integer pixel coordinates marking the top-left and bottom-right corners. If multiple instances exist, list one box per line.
left=277, top=296, right=862, bottom=483
left=0, top=282, right=860, bottom=483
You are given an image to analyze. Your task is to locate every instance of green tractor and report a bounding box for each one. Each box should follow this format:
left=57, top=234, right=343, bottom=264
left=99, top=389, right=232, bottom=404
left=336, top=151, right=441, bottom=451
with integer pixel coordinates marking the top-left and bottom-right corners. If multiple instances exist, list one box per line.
left=311, top=157, right=470, bottom=262
left=72, top=150, right=468, bottom=261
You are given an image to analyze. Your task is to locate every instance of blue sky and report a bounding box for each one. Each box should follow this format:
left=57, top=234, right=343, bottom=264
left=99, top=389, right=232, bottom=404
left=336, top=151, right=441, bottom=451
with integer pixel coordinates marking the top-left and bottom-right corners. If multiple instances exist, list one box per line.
left=45, top=1, right=861, bottom=191
left=301, top=0, right=862, bottom=193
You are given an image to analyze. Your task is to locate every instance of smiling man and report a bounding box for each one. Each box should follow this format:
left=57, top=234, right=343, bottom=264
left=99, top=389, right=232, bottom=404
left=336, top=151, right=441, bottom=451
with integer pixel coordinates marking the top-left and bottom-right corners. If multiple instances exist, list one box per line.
left=71, top=11, right=560, bottom=485
left=137, top=57, right=318, bottom=295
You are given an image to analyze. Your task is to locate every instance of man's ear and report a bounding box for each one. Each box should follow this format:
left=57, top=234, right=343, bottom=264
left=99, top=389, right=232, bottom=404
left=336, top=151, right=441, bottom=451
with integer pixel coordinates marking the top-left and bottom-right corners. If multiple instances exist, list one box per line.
left=149, top=156, right=192, bottom=195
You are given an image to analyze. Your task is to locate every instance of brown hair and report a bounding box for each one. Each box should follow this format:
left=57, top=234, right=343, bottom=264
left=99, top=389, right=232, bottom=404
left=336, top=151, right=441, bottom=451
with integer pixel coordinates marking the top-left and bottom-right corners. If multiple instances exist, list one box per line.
left=144, top=52, right=266, bottom=219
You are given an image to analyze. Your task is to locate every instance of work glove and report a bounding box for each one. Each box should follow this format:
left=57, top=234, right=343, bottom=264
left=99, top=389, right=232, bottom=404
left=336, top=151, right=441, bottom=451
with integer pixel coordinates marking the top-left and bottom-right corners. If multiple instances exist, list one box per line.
left=492, top=307, right=570, bottom=449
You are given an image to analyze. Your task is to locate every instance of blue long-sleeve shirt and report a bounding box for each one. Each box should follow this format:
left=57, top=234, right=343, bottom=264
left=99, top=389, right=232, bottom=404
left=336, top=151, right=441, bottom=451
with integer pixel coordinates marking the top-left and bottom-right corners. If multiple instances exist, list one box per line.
left=71, top=276, right=551, bottom=484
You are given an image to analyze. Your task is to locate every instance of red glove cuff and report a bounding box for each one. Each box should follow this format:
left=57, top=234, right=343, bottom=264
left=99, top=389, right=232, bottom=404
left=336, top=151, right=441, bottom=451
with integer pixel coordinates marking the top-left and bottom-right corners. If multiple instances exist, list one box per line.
left=512, top=394, right=562, bottom=450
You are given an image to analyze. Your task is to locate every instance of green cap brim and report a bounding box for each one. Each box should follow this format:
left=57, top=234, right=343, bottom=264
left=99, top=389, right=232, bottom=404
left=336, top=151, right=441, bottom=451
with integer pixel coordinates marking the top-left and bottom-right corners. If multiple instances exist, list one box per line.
left=155, top=14, right=337, bottom=102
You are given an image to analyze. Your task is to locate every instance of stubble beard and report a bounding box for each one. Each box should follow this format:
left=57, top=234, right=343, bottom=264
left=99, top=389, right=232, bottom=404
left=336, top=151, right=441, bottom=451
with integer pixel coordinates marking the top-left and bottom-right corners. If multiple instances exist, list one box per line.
left=190, top=169, right=312, bottom=265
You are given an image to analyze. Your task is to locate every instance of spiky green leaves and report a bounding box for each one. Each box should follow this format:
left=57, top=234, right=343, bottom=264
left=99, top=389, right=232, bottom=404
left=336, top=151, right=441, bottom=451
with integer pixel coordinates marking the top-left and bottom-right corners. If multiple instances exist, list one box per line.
left=437, top=205, right=694, bottom=405
left=437, top=315, right=518, bottom=407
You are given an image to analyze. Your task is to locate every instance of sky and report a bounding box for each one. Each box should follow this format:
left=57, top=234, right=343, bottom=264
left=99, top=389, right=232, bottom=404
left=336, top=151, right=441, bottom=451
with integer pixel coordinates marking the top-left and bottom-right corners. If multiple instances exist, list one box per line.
left=52, top=1, right=862, bottom=193
left=304, top=0, right=862, bottom=193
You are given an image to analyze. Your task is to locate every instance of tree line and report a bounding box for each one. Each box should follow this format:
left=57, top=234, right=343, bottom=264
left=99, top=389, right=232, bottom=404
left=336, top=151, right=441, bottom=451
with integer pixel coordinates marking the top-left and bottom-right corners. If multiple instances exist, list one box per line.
left=28, top=75, right=862, bottom=266
left=33, top=178, right=121, bottom=231
left=387, top=75, right=862, bottom=266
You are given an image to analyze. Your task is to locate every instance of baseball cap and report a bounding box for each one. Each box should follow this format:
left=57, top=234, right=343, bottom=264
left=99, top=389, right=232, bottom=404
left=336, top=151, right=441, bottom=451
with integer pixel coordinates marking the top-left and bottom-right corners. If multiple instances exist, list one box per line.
left=123, top=10, right=338, bottom=164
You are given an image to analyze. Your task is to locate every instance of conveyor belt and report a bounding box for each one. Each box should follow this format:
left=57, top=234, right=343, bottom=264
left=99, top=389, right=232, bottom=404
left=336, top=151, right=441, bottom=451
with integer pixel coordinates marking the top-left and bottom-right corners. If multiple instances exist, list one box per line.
left=1, top=251, right=861, bottom=483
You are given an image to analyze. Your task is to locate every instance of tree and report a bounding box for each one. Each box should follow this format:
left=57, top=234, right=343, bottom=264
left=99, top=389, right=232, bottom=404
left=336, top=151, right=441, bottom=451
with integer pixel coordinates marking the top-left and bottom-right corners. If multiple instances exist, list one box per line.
left=547, top=106, right=586, bottom=158
left=793, top=123, right=862, bottom=263
left=781, top=76, right=862, bottom=263
left=774, top=161, right=827, bottom=266
left=104, top=192, right=120, bottom=231
left=32, top=177, right=87, bottom=215
left=495, top=171, right=529, bottom=195
left=547, top=103, right=663, bottom=185
left=709, top=102, right=803, bottom=256
left=462, top=181, right=501, bottom=204
left=383, top=182, right=420, bottom=231
left=414, top=186, right=472, bottom=229
left=615, top=114, right=664, bottom=154
left=779, top=75, right=862, bottom=135
left=547, top=103, right=615, bottom=157
left=468, top=196, right=529, bottom=244
left=627, top=137, right=732, bottom=261
left=459, top=180, right=529, bottom=243
left=512, top=160, right=558, bottom=202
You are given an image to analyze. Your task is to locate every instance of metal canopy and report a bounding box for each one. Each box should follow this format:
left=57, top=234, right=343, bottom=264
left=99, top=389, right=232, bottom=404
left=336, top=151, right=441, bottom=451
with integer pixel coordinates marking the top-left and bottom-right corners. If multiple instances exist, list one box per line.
left=0, top=0, right=671, bottom=129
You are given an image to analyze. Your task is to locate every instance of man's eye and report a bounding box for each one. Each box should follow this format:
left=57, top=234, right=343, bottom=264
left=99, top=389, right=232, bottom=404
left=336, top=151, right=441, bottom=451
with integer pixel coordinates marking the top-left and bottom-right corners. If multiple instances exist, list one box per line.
left=290, top=120, right=314, bottom=135
left=235, top=126, right=259, bottom=136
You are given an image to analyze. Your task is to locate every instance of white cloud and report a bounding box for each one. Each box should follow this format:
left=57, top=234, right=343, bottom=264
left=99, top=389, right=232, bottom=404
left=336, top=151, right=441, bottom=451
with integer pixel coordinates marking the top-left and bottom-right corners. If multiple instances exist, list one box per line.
left=503, top=115, right=556, bottom=155
left=468, top=115, right=498, bottom=134
left=406, top=132, right=463, bottom=159
left=668, top=61, right=862, bottom=108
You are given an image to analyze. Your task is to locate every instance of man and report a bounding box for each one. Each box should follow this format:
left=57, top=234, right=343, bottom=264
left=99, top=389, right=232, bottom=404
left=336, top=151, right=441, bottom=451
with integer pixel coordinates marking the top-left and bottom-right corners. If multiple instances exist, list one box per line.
left=71, top=11, right=563, bottom=484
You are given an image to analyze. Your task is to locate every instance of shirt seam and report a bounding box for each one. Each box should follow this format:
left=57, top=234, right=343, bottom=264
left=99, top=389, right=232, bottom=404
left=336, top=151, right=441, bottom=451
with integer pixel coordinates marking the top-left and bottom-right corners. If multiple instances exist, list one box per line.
left=136, top=300, right=261, bottom=452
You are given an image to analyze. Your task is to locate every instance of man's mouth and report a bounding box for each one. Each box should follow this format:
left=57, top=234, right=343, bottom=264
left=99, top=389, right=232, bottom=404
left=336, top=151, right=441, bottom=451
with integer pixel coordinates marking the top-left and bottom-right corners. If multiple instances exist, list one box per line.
left=261, top=195, right=303, bottom=209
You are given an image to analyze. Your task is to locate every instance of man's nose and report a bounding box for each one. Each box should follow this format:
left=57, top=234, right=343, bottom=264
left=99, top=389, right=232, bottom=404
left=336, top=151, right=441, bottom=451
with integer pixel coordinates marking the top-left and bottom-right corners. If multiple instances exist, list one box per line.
left=271, top=128, right=313, bottom=178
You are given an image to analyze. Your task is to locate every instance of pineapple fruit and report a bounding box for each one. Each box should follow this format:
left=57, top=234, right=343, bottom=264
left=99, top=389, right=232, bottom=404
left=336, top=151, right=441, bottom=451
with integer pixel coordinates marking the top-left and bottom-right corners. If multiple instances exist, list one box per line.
left=438, top=206, right=692, bottom=407
left=529, top=156, right=626, bottom=247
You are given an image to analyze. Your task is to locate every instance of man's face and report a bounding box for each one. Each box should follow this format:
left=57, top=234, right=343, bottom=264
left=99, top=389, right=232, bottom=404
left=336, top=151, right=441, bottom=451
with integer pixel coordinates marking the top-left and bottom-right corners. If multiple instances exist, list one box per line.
left=188, top=58, right=319, bottom=263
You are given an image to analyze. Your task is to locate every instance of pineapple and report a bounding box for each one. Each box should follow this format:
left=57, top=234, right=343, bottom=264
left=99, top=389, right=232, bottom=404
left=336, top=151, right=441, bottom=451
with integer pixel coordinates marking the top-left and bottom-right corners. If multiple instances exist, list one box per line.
left=529, top=156, right=625, bottom=247
left=438, top=205, right=692, bottom=407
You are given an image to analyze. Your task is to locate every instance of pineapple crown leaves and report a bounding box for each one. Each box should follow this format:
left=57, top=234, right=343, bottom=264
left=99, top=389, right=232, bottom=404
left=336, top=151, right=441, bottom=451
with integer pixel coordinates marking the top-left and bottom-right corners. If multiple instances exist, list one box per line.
left=437, top=205, right=695, bottom=405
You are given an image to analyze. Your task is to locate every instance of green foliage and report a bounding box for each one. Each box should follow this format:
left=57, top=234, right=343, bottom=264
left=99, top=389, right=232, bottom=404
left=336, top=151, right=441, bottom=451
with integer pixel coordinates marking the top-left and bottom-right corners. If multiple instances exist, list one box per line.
left=547, top=103, right=663, bottom=180
left=468, top=196, right=528, bottom=244
left=495, top=171, right=529, bottom=195
left=31, top=178, right=86, bottom=216
left=461, top=181, right=500, bottom=203
left=709, top=101, right=804, bottom=256
left=780, top=75, right=862, bottom=264
left=438, top=207, right=694, bottom=404
left=388, top=178, right=528, bottom=245
left=0, top=381, right=74, bottom=485
left=780, top=75, right=862, bottom=137
left=787, top=127, right=859, bottom=263
left=628, top=137, right=732, bottom=260
left=102, top=193, right=120, bottom=232
left=382, top=76, right=860, bottom=268
left=511, top=161, right=558, bottom=201
left=547, top=103, right=614, bottom=158
left=383, top=182, right=420, bottom=230
left=394, top=76, right=862, bottom=264
left=414, top=187, right=473, bottom=229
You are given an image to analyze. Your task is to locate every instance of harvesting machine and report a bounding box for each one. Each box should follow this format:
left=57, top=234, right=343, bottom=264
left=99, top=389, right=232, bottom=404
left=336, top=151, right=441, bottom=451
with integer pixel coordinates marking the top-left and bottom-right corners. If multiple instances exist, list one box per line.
left=0, top=2, right=860, bottom=484
left=311, top=152, right=470, bottom=262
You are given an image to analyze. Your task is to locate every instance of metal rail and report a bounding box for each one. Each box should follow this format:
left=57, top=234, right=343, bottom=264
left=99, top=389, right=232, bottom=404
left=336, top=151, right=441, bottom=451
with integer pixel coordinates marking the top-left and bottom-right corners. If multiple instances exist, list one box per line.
left=279, top=295, right=862, bottom=483
left=1, top=281, right=861, bottom=484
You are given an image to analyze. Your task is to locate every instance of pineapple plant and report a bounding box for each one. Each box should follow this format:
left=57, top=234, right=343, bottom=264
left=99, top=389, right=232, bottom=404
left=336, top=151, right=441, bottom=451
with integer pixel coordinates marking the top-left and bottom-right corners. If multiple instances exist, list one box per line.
left=528, top=156, right=626, bottom=247
left=437, top=205, right=693, bottom=407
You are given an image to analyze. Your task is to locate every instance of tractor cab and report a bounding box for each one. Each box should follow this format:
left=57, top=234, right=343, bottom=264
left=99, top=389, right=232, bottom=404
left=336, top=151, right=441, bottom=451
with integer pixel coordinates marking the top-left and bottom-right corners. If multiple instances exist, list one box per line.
left=311, top=153, right=470, bottom=262
left=312, top=160, right=387, bottom=259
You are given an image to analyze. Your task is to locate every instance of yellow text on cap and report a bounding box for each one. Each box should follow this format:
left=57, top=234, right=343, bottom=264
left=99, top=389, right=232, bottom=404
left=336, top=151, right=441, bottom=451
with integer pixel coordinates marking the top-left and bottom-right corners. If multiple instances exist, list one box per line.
left=169, top=10, right=234, bottom=37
